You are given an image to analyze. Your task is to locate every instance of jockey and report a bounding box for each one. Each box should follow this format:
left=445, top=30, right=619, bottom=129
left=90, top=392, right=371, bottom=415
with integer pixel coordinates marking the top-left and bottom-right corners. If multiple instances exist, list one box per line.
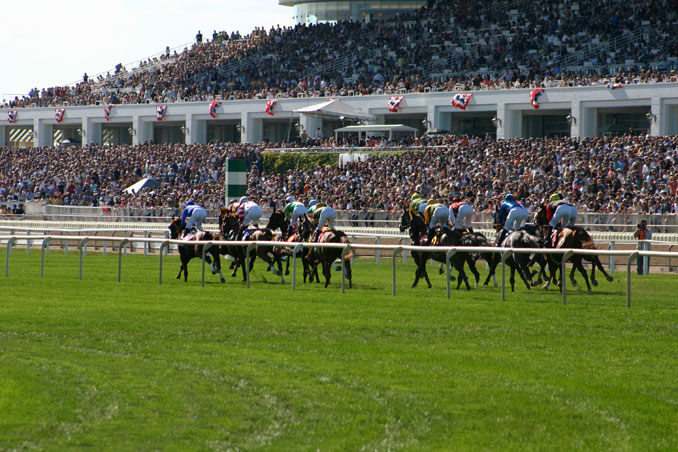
left=309, top=199, right=337, bottom=242
left=236, top=196, right=263, bottom=240
left=545, top=193, right=577, bottom=244
left=284, top=199, right=307, bottom=238
left=423, top=199, right=450, bottom=245
left=496, top=194, right=528, bottom=245
left=449, top=197, right=474, bottom=231
left=408, top=192, right=427, bottom=219
left=180, top=200, right=207, bottom=237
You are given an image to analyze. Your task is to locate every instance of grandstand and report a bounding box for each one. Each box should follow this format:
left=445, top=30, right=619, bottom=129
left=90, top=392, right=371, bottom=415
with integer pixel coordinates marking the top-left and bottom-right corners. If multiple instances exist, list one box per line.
left=0, top=0, right=677, bottom=219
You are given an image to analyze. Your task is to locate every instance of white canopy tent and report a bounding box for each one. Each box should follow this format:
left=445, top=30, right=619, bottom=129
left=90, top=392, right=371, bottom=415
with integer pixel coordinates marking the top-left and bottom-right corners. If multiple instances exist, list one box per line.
left=293, top=99, right=376, bottom=121
left=334, top=124, right=418, bottom=141
left=123, top=177, right=160, bottom=195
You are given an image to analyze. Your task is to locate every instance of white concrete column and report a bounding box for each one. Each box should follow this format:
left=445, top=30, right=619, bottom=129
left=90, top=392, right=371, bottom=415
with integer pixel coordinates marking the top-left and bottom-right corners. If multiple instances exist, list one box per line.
left=133, top=116, right=153, bottom=145
left=495, top=102, right=507, bottom=139
left=0, top=126, right=6, bottom=146
left=650, top=97, right=661, bottom=136
left=569, top=101, right=582, bottom=138
left=82, top=118, right=102, bottom=145
left=184, top=114, right=194, bottom=144
left=34, top=118, right=52, bottom=147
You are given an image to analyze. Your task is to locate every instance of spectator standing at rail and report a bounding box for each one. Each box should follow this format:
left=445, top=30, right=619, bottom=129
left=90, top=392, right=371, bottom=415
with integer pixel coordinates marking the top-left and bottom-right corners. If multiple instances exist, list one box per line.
left=196, top=30, right=203, bottom=45
left=634, top=219, right=652, bottom=275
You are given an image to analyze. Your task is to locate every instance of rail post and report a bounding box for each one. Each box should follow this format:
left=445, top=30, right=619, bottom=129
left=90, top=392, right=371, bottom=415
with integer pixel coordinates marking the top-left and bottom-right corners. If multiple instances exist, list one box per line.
left=5, top=237, right=17, bottom=277
left=501, top=249, right=511, bottom=302
left=446, top=249, right=457, bottom=300
left=341, top=245, right=352, bottom=294
left=245, top=242, right=255, bottom=289
left=608, top=241, right=615, bottom=273
left=158, top=240, right=170, bottom=284
left=392, top=247, right=402, bottom=296
left=144, top=231, right=149, bottom=256
left=123, top=231, right=129, bottom=256
left=643, top=241, right=650, bottom=276
left=292, top=244, right=303, bottom=291
left=41, top=237, right=51, bottom=278
left=78, top=238, right=89, bottom=281
left=399, top=238, right=407, bottom=264
left=26, top=230, right=31, bottom=255
left=669, top=244, right=674, bottom=271
left=627, top=252, right=638, bottom=308
left=118, top=239, right=129, bottom=282
left=103, top=231, right=107, bottom=256
left=201, top=242, right=214, bottom=287
left=375, top=236, right=381, bottom=264
left=561, top=250, right=574, bottom=305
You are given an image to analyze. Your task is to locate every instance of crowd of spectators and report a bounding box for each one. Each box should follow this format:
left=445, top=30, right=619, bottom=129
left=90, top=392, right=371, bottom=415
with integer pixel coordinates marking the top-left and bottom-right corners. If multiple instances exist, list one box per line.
left=2, top=135, right=678, bottom=220
left=4, top=0, right=678, bottom=109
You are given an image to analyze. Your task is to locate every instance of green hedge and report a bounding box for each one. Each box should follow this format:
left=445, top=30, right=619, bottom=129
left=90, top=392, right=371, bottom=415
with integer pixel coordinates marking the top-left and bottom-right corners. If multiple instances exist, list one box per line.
left=261, top=152, right=338, bottom=173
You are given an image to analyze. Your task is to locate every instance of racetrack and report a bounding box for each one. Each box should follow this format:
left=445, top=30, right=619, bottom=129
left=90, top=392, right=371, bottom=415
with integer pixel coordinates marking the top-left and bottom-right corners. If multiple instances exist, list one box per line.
left=1, top=251, right=677, bottom=450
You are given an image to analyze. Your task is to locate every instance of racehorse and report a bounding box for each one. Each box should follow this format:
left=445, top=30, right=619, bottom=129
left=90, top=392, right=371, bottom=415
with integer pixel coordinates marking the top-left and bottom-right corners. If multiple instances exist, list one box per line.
left=267, top=209, right=317, bottom=281
left=535, top=204, right=613, bottom=293
left=309, top=228, right=353, bottom=288
left=167, top=218, right=225, bottom=283
left=399, top=209, right=472, bottom=290
left=484, top=223, right=549, bottom=291
left=219, top=211, right=284, bottom=282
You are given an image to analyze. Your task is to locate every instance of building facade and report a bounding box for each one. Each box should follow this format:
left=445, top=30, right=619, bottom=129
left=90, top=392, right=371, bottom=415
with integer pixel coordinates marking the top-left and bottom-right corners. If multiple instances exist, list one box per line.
left=1, top=83, right=677, bottom=148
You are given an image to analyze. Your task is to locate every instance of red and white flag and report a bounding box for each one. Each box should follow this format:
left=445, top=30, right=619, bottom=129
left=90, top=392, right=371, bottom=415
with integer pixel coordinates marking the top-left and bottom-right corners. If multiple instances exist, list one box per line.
left=55, top=108, right=65, bottom=123
left=387, top=96, right=404, bottom=112
left=607, top=82, right=623, bottom=90
left=265, top=99, right=278, bottom=116
left=451, top=93, right=473, bottom=111
left=209, top=100, right=221, bottom=118
left=7, top=110, right=17, bottom=123
left=104, top=104, right=114, bottom=121
left=530, top=88, right=545, bottom=109
left=156, top=105, right=167, bottom=121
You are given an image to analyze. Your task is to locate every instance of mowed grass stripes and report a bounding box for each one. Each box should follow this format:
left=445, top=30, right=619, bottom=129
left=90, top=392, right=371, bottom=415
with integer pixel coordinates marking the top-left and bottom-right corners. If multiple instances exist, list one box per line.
left=1, top=249, right=677, bottom=451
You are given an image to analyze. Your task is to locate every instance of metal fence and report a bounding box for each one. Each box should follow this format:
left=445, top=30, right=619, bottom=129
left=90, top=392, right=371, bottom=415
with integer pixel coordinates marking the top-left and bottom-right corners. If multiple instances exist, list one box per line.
left=2, top=232, right=676, bottom=308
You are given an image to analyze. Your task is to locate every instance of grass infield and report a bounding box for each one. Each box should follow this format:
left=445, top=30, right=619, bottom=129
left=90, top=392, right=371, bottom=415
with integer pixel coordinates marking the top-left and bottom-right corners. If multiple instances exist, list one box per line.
left=1, top=249, right=677, bottom=451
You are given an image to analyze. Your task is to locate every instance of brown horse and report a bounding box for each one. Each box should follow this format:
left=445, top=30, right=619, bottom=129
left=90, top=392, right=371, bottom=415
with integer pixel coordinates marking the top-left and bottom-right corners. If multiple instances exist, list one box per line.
left=309, top=228, right=353, bottom=288
left=219, top=211, right=284, bottom=282
left=535, top=204, right=613, bottom=293
left=266, top=209, right=317, bottom=282
left=399, top=210, right=472, bottom=290
left=167, top=218, right=225, bottom=283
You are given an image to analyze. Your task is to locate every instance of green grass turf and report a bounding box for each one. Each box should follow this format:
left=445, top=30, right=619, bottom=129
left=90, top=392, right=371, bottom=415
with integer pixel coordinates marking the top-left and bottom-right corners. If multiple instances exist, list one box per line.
left=1, top=249, right=677, bottom=451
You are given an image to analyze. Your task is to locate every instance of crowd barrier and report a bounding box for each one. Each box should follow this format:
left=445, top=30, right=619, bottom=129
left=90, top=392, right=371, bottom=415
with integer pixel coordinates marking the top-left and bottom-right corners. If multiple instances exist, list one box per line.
left=2, top=233, right=677, bottom=308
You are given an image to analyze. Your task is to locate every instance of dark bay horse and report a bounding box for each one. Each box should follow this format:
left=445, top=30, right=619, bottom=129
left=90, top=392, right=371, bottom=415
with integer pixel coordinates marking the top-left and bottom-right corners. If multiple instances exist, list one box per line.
left=484, top=223, right=549, bottom=291
left=267, top=209, right=317, bottom=281
left=168, top=218, right=225, bottom=283
left=399, top=210, right=472, bottom=290
left=535, top=204, right=613, bottom=293
left=219, top=212, right=284, bottom=282
left=310, top=228, right=353, bottom=288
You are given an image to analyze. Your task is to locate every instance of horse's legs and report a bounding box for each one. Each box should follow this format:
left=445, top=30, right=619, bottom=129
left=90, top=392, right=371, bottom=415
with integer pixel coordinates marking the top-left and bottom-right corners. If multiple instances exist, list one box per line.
left=465, top=255, right=480, bottom=288
left=323, top=260, right=331, bottom=288
left=573, top=258, right=593, bottom=294
left=514, top=254, right=533, bottom=290
left=483, top=253, right=499, bottom=286
left=592, top=255, right=614, bottom=283
left=344, top=258, right=352, bottom=288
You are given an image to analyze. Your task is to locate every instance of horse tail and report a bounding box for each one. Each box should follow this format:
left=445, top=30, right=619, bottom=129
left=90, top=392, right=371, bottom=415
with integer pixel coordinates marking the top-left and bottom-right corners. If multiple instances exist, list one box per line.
left=336, top=231, right=354, bottom=260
